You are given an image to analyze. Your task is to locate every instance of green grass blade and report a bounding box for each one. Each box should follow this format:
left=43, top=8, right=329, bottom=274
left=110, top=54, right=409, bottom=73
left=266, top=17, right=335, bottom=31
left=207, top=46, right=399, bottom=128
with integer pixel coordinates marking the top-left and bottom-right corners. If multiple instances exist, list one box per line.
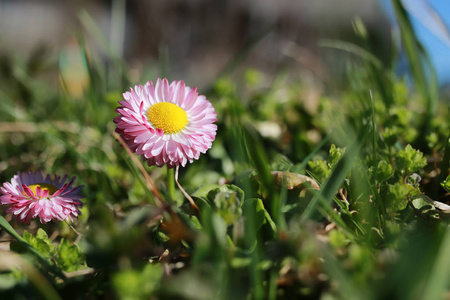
left=319, top=39, right=382, bottom=69
left=391, top=0, right=438, bottom=140
left=421, top=227, right=450, bottom=299
left=0, top=216, right=26, bottom=243
left=243, top=124, right=283, bottom=229
left=293, top=131, right=332, bottom=174
left=301, top=124, right=369, bottom=223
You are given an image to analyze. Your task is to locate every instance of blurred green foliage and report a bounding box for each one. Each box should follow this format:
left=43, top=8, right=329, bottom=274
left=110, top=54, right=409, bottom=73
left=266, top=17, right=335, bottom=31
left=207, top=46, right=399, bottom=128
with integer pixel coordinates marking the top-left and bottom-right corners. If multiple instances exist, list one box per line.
left=0, top=1, right=449, bottom=299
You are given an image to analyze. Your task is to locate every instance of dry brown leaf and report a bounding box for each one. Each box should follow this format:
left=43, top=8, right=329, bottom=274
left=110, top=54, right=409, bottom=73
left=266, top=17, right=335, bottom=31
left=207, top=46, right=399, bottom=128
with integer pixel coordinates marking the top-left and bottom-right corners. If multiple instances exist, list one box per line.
left=271, top=171, right=320, bottom=191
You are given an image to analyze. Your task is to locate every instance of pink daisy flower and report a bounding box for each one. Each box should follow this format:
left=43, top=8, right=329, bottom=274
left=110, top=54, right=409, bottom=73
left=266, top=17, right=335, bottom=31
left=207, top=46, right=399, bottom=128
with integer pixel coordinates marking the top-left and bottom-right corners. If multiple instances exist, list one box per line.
left=0, top=171, right=84, bottom=224
left=114, top=78, right=217, bottom=168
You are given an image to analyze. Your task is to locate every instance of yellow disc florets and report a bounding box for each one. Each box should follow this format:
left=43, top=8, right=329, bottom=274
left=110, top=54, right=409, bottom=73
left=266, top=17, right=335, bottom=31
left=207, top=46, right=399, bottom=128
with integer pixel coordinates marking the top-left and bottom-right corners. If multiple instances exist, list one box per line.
left=147, top=102, right=188, bottom=134
left=25, top=183, right=59, bottom=196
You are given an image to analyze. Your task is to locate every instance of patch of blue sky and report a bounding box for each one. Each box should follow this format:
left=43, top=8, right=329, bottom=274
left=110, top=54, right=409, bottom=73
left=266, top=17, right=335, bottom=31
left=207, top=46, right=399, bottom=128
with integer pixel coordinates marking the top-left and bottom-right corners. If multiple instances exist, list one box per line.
left=379, top=0, right=450, bottom=86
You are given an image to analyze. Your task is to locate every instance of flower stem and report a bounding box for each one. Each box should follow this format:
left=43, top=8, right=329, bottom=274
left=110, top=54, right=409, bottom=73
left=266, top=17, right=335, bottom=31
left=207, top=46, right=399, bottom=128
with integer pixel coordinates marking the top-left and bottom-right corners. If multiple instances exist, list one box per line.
left=167, top=167, right=175, bottom=200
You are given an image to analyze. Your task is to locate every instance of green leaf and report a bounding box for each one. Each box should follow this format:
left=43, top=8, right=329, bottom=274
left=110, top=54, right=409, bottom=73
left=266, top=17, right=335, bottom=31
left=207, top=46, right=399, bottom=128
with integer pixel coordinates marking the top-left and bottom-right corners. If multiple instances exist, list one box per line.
left=191, top=184, right=222, bottom=201
left=0, top=274, right=18, bottom=290
left=205, top=185, right=245, bottom=226
left=302, top=124, right=370, bottom=224
left=412, top=197, right=432, bottom=211
left=383, top=182, right=420, bottom=212
left=396, top=144, right=427, bottom=175
left=441, top=175, right=450, bottom=193
left=56, top=238, right=85, bottom=272
left=113, top=264, right=163, bottom=299
left=22, top=229, right=56, bottom=258
left=242, top=198, right=266, bottom=233
left=329, top=230, right=349, bottom=249
left=231, top=256, right=252, bottom=268
left=193, top=207, right=229, bottom=268
left=370, top=160, right=394, bottom=182
left=308, top=160, right=330, bottom=182
left=0, top=216, right=66, bottom=280
left=329, top=144, right=346, bottom=169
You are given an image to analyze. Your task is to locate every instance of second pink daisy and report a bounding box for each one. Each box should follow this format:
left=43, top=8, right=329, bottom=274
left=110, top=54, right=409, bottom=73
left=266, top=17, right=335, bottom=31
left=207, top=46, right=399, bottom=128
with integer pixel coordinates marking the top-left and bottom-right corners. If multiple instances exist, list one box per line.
left=0, top=171, right=84, bottom=224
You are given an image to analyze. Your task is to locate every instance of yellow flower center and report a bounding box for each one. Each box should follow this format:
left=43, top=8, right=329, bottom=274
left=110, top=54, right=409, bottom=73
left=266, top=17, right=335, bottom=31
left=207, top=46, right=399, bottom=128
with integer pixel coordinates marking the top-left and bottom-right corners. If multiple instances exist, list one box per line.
left=147, top=102, right=188, bottom=134
left=25, top=183, right=59, bottom=196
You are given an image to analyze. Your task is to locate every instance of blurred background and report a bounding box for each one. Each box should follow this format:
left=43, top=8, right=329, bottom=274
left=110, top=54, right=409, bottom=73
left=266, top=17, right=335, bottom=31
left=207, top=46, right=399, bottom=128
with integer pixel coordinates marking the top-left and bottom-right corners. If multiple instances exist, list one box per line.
left=0, top=0, right=449, bottom=92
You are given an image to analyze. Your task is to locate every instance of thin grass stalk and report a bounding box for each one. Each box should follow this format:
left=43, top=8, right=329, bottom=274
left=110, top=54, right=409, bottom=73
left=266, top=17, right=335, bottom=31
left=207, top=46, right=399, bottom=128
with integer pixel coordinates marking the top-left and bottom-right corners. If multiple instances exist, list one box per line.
left=167, top=167, right=175, bottom=200
left=293, top=131, right=332, bottom=174
left=267, top=266, right=278, bottom=300
left=301, top=124, right=369, bottom=223
left=247, top=212, right=264, bottom=300
left=112, top=131, right=164, bottom=208
left=421, top=227, right=450, bottom=299
left=0, top=251, right=62, bottom=300
left=391, top=0, right=438, bottom=142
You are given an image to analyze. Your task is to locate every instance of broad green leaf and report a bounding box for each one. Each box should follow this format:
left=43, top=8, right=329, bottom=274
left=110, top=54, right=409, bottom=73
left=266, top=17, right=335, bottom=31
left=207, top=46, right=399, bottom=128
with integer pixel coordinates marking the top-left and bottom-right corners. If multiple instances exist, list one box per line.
left=370, top=160, right=394, bottom=182
left=0, top=274, right=18, bottom=290
left=383, top=182, right=421, bottom=212
left=191, top=184, right=221, bottom=201
left=56, top=239, right=85, bottom=272
left=205, top=185, right=245, bottom=226
left=412, top=197, right=433, bottom=211
left=389, top=106, right=412, bottom=127
left=22, top=229, right=56, bottom=258
left=308, top=160, right=330, bottom=182
left=242, top=198, right=266, bottom=233
left=1, top=216, right=66, bottom=280
left=211, top=213, right=229, bottom=248
left=396, top=144, right=427, bottom=175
